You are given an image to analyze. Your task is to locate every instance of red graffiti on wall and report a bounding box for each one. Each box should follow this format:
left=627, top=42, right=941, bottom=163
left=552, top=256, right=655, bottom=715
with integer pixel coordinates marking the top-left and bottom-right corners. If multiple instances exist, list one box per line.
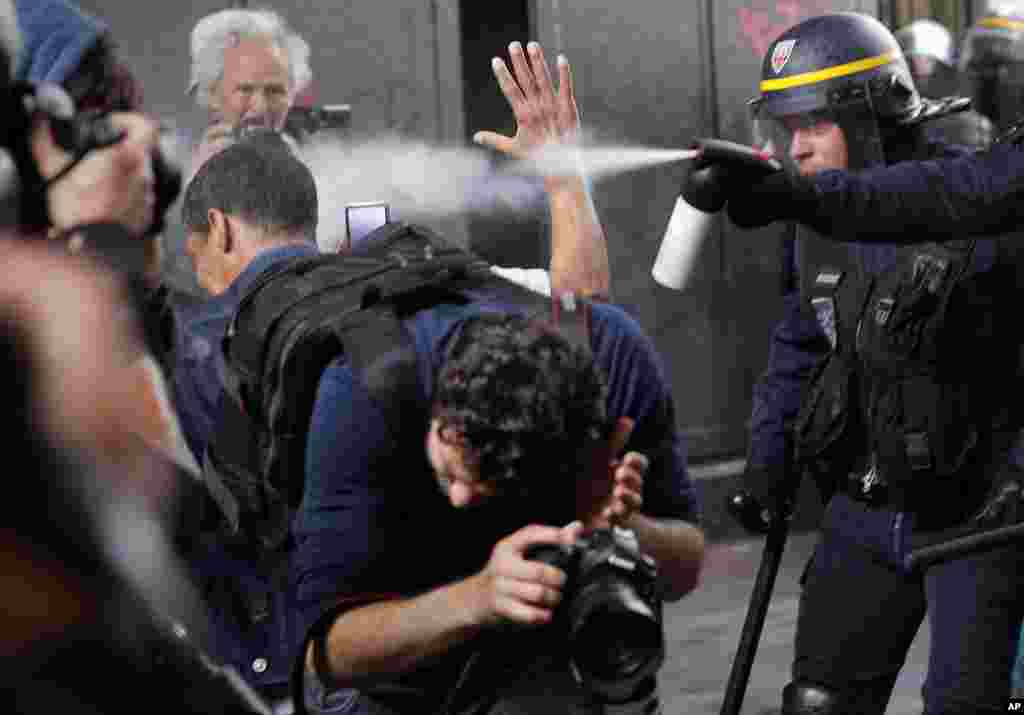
left=737, top=0, right=837, bottom=59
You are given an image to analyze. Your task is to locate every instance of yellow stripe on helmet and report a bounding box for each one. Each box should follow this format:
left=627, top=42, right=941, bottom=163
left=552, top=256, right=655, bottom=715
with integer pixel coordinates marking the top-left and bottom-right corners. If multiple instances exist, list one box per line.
left=760, top=51, right=899, bottom=92
left=978, top=16, right=1024, bottom=33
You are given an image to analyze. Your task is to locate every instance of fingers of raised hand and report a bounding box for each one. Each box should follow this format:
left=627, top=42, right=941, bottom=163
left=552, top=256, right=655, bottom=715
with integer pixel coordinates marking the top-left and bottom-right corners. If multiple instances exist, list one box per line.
left=621, top=452, right=649, bottom=477
left=602, top=490, right=643, bottom=522
left=602, top=457, right=645, bottom=522
left=508, top=41, right=540, bottom=100
left=526, top=42, right=557, bottom=109
left=555, top=54, right=579, bottom=133
left=492, top=56, right=527, bottom=115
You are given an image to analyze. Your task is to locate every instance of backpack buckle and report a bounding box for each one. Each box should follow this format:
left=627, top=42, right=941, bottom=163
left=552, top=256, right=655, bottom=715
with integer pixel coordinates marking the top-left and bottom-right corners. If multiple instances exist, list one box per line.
left=911, top=254, right=949, bottom=294
left=874, top=297, right=895, bottom=326
left=811, top=297, right=837, bottom=350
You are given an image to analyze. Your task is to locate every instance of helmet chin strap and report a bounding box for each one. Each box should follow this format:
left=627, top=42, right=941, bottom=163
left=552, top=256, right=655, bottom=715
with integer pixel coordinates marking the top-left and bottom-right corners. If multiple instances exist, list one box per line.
left=833, top=82, right=889, bottom=170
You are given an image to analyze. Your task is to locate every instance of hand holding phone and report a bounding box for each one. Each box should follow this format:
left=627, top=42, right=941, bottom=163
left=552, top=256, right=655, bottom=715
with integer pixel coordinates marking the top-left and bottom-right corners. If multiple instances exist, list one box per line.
left=344, top=201, right=391, bottom=250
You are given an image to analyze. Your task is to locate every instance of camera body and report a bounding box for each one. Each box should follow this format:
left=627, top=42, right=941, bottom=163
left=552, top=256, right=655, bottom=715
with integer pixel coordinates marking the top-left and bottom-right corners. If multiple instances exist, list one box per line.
left=283, top=103, right=352, bottom=143
left=0, top=81, right=180, bottom=233
left=524, top=527, right=665, bottom=704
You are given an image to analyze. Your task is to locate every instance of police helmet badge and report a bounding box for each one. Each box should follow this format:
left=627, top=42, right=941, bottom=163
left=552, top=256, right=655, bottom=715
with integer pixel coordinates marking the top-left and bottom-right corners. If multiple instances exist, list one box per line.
left=771, top=39, right=797, bottom=74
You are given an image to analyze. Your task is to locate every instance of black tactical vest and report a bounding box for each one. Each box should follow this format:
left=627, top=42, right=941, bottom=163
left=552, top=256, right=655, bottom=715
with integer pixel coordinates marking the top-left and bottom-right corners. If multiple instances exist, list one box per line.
left=791, top=226, right=1015, bottom=509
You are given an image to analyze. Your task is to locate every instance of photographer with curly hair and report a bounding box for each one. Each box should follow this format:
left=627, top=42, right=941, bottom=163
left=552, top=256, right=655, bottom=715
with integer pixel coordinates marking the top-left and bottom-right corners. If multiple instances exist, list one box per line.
left=294, top=303, right=704, bottom=713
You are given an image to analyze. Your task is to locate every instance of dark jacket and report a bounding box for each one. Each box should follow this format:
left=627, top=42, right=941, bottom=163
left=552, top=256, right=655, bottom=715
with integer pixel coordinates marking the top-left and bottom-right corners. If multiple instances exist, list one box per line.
left=802, top=137, right=1024, bottom=242
left=749, top=140, right=1024, bottom=508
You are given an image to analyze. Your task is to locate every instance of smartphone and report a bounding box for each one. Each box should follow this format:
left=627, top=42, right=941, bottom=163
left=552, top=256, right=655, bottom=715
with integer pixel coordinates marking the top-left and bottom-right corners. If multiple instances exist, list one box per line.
left=344, top=201, right=391, bottom=249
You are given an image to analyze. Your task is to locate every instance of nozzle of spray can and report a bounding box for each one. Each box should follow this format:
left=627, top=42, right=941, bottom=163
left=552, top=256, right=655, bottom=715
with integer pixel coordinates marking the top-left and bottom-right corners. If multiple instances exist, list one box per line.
left=652, top=139, right=781, bottom=291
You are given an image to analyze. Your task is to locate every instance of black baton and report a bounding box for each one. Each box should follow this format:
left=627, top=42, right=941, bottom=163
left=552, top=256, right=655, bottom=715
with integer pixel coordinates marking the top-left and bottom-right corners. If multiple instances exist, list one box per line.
left=906, top=520, right=1024, bottom=570
left=720, top=470, right=802, bottom=715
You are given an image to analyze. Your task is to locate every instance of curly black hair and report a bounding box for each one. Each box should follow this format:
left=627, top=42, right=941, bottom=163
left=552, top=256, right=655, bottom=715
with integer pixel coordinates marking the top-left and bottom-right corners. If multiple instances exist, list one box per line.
left=433, top=313, right=610, bottom=497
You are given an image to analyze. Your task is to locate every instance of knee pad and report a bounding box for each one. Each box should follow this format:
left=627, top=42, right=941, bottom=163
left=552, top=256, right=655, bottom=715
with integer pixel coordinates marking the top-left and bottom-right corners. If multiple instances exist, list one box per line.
left=781, top=681, right=842, bottom=715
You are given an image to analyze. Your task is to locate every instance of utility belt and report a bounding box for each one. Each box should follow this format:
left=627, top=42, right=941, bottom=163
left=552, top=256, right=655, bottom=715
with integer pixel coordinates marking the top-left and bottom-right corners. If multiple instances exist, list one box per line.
left=793, top=239, right=995, bottom=510
left=838, top=448, right=976, bottom=510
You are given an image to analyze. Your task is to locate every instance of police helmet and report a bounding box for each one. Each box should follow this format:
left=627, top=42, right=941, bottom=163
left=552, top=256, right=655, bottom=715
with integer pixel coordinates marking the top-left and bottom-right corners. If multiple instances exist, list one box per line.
left=961, top=2, right=1024, bottom=70
left=896, top=19, right=955, bottom=68
left=751, top=13, right=970, bottom=169
left=960, top=2, right=1024, bottom=127
left=751, top=13, right=923, bottom=124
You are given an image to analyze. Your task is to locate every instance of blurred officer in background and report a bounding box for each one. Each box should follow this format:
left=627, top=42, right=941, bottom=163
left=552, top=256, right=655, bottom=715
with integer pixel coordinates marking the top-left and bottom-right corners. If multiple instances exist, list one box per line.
left=960, top=2, right=1024, bottom=130
left=897, top=17, right=994, bottom=148
left=897, top=18, right=958, bottom=97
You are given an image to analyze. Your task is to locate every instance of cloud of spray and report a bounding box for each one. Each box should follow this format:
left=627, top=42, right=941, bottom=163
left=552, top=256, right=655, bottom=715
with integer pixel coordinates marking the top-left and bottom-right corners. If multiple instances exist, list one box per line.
left=301, top=134, right=512, bottom=252
left=299, top=132, right=696, bottom=253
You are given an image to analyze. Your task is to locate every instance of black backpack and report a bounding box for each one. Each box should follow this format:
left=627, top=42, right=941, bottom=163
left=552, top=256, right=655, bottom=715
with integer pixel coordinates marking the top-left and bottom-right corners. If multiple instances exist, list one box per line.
left=201, top=221, right=591, bottom=556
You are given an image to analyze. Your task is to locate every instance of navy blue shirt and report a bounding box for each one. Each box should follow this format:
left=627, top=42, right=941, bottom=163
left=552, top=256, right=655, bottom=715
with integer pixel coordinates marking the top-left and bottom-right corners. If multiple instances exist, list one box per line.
left=291, top=300, right=698, bottom=706
left=169, top=242, right=319, bottom=693
left=172, top=243, right=319, bottom=462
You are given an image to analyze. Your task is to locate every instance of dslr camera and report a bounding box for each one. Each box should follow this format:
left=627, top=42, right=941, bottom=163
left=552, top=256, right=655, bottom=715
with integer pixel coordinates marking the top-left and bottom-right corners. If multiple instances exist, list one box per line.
left=0, top=81, right=180, bottom=233
left=525, top=527, right=665, bottom=705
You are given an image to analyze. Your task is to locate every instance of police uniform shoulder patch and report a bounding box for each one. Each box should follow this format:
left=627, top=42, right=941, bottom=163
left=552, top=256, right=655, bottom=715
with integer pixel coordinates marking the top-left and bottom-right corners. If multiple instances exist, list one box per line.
left=771, top=39, right=797, bottom=74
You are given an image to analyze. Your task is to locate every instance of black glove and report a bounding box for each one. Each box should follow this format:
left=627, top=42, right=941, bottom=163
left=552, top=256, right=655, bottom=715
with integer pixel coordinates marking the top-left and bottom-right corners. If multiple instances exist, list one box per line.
left=973, top=463, right=1024, bottom=529
left=682, top=139, right=782, bottom=215
left=904, top=462, right=1024, bottom=569
left=725, top=169, right=818, bottom=229
left=682, top=160, right=733, bottom=213
left=727, top=464, right=794, bottom=534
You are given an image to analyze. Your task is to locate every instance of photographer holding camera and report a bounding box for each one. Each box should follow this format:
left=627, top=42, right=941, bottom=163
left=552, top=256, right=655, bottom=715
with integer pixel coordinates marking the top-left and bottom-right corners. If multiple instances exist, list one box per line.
left=295, top=292, right=703, bottom=714
left=285, top=45, right=703, bottom=715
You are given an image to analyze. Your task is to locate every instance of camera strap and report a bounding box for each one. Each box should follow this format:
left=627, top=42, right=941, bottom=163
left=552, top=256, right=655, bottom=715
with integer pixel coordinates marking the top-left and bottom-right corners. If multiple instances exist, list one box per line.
left=437, top=650, right=491, bottom=715
left=42, top=148, right=91, bottom=190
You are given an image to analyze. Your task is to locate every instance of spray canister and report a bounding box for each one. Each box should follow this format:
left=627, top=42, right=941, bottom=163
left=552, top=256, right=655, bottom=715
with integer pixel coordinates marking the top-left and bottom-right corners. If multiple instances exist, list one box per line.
left=652, top=139, right=781, bottom=291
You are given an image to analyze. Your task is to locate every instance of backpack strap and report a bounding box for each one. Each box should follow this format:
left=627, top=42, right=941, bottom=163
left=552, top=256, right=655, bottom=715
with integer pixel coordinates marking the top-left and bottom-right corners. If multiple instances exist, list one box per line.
left=202, top=224, right=596, bottom=557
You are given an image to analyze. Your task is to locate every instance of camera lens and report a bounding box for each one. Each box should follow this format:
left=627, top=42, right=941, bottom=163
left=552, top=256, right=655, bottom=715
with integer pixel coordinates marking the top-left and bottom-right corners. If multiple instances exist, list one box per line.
left=567, top=577, right=664, bottom=702
left=575, top=608, right=659, bottom=678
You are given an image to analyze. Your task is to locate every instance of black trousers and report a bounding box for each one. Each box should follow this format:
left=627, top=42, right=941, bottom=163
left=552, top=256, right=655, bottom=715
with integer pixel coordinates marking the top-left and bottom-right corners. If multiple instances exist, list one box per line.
left=792, top=493, right=1024, bottom=714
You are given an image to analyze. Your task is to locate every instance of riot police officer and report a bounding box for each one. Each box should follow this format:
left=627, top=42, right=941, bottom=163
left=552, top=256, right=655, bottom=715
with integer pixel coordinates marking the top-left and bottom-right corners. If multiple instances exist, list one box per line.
left=960, top=2, right=1024, bottom=130
left=897, top=18, right=994, bottom=148
left=692, top=12, right=1024, bottom=715
left=897, top=18, right=958, bottom=97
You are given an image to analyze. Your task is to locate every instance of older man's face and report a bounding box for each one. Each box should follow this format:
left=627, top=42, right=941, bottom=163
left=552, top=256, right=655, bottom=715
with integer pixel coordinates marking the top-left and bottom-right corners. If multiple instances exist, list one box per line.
left=212, top=36, right=292, bottom=130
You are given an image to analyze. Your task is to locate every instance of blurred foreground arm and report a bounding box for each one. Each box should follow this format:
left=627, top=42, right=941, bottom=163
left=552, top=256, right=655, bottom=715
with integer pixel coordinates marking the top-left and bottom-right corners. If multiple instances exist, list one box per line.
left=474, top=42, right=610, bottom=300
left=33, top=111, right=162, bottom=283
left=0, top=239, right=178, bottom=493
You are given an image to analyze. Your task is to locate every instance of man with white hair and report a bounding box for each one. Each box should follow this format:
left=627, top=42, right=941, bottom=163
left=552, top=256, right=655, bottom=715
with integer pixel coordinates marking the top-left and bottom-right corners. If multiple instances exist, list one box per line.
left=187, top=7, right=311, bottom=132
